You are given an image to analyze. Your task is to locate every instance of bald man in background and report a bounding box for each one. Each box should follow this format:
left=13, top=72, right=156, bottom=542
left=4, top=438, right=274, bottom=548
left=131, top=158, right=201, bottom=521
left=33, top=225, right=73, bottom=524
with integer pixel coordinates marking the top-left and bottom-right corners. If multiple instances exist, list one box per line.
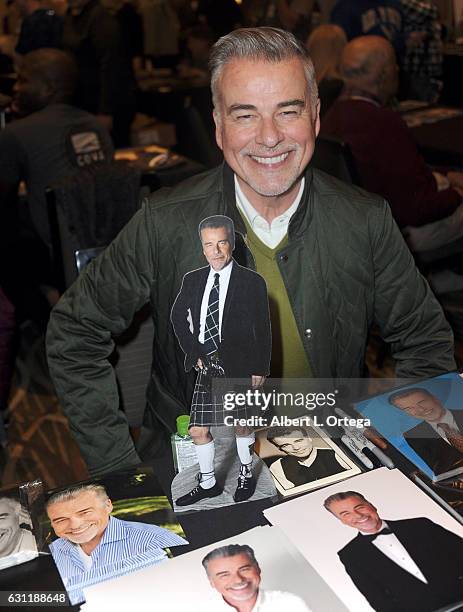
left=322, top=35, right=463, bottom=253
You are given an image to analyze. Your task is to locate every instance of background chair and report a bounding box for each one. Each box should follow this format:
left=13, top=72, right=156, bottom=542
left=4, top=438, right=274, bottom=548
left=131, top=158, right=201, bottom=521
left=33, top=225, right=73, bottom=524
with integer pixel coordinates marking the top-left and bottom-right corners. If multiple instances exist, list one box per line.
left=46, top=162, right=158, bottom=429
left=311, top=134, right=361, bottom=185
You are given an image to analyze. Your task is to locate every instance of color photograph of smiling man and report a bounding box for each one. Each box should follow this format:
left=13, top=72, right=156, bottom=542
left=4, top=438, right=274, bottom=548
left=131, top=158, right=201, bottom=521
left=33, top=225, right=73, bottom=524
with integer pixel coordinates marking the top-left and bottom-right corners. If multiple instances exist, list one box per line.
left=47, top=483, right=187, bottom=604
left=324, top=490, right=463, bottom=612
left=201, top=544, right=311, bottom=611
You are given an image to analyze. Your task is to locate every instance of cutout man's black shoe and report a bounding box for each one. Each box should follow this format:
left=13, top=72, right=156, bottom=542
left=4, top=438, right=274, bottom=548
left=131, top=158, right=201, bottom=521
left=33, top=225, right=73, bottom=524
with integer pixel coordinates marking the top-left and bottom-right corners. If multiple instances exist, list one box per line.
left=176, top=479, right=223, bottom=507
left=233, top=473, right=256, bottom=503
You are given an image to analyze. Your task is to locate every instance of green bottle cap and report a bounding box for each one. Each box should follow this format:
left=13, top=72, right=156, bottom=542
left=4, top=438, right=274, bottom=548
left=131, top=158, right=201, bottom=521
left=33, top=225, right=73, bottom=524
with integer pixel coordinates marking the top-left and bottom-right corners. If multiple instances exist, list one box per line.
left=176, top=415, right=190, bottom=437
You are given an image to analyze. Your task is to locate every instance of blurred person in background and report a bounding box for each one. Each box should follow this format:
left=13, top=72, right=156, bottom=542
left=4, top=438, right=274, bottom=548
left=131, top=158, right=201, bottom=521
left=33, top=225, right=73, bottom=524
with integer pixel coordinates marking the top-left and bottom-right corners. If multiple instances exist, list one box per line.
left=322, top=35, right=463, bottom=253
left=178, top=24, right=214, bottom=78
left=400, top=0, right=443, bottom=101
left=196, top=0, right=242, bottom=39
left=14, top=0, right=63, bottom=55
left=62, top=0, right=136, bottom=146
left=306, top=23, right=347, bottom=117
left=0, top=49, right=113, bottom=327
left=331, top=0, right=405, bottom=59
left=242, top=0, right=313, bottom=41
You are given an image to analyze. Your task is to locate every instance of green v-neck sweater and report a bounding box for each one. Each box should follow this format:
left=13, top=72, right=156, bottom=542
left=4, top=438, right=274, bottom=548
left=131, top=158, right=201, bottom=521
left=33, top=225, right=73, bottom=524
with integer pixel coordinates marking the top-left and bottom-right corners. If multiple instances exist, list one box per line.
left=241, top=216, right=312, bottom=378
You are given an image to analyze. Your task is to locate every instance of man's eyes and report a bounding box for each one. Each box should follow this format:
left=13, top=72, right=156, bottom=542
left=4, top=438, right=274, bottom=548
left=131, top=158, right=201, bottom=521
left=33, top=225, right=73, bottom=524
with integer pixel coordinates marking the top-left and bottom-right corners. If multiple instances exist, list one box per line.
left=279, top=109, right=300, bottom=118
left=233, top=110, right=300, bottom=121
left=235, top=113, right=256, bottom=121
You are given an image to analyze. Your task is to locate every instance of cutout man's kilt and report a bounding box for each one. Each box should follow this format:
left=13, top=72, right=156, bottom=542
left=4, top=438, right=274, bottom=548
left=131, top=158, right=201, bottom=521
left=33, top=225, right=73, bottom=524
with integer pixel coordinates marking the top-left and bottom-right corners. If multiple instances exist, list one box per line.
left=189, top=370, right=258, bottom=427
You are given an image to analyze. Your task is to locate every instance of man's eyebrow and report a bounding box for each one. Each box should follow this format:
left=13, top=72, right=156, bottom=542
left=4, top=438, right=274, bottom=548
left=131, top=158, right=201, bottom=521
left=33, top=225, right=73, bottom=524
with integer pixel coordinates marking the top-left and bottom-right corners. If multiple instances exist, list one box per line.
left=228, top=104, right=257, bottom=113
left=51, top=506, right=93, bottom=520
left=277, top=99, right=305, bottom=108
left=227, top=100, right=305, bottom=114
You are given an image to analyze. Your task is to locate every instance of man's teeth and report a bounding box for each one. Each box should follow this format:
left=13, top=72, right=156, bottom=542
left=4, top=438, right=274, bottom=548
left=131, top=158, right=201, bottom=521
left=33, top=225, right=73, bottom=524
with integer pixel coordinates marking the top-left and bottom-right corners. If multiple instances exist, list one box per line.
left=251, top=153, right=288, bottom=165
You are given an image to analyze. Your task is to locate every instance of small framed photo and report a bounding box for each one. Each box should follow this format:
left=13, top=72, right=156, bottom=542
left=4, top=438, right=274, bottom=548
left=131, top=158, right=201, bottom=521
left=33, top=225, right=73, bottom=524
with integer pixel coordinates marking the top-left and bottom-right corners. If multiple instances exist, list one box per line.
left=256, top=423, right=361, bottom=497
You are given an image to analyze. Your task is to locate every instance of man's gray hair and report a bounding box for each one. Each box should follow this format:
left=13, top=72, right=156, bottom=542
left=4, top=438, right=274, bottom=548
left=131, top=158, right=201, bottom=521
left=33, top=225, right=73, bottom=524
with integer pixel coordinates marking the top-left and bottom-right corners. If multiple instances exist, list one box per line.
left=209, top=27, right=318, bottom=114
left=46, top=483, right=109, bottom=511
left=323, top=491, right=369, bottom=513
left=202, top=544, right=259, bottom=574
left=198, top=215, right=235, bottom=250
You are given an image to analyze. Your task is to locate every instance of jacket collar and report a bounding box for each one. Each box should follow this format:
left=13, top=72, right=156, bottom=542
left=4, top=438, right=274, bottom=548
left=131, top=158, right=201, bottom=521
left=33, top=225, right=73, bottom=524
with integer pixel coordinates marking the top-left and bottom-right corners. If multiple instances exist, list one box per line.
left=221, top=162, right=315, bottom=244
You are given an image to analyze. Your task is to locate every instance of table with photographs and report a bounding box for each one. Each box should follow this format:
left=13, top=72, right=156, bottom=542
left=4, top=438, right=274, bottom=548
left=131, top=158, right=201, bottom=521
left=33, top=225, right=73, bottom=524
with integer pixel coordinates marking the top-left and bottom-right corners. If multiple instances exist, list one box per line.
left=2, top=373, right=463, bottom=611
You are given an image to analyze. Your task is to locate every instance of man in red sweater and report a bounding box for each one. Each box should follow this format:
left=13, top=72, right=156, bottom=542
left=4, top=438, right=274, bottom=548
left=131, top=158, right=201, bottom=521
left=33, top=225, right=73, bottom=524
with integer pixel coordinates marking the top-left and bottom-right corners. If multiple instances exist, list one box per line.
left=321, top=36, right=463, bottom=252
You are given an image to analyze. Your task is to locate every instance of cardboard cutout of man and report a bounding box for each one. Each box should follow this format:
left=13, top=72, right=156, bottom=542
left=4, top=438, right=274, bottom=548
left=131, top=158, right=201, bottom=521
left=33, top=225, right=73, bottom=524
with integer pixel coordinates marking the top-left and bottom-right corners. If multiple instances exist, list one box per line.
left=171, top=215, right=271, bottom=506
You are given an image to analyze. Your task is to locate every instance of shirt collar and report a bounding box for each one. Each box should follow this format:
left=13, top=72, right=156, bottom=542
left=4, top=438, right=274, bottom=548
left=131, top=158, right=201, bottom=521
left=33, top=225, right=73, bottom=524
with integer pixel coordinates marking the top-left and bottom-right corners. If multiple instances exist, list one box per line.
left=208, top=259, right=233, bottom=280
left=234, top=175, right=305, bottom=232
left=433, top=409, right=457, bottom=429
left=360, top=520, right=388, bottom=536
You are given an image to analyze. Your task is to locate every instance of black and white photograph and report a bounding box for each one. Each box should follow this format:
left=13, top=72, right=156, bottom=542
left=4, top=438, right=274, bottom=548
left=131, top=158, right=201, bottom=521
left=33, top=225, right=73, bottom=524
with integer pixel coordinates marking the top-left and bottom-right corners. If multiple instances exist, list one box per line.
left=256, top=424, right=360, bottom=496
left=0, top=482, right=41, bottom=570
left=264, top=468, right=463, bottom=612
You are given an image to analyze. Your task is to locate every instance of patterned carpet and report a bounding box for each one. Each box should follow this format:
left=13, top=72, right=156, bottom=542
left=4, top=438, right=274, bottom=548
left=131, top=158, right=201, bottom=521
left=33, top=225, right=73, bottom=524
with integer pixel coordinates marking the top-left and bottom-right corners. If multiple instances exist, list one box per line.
left=0, top=322, right=88, bottom=490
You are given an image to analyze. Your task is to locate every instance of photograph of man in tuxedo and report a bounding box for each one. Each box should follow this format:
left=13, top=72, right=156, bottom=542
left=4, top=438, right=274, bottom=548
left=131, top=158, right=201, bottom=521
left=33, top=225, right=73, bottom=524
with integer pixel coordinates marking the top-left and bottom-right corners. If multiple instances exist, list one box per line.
left=171, top=215, right=271, bottom=507
left=266, top=426, right=351, bottom=489
left=324, top=490, right=463, bottom=612
left=388, top=387, right=463, bottom=477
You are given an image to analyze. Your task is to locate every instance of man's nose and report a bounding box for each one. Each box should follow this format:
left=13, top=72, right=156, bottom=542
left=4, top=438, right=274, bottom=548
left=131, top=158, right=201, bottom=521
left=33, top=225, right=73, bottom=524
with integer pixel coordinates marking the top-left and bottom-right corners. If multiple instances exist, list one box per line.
left=255, top=116, right=283, bottom=148
left=68, top=516, right=82, bottom=529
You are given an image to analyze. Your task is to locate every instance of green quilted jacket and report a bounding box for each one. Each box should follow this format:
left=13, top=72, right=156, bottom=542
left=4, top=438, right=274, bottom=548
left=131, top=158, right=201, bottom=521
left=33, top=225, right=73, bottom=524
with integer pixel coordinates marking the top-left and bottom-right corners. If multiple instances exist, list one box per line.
left=46, top=163, right=455, bottom=475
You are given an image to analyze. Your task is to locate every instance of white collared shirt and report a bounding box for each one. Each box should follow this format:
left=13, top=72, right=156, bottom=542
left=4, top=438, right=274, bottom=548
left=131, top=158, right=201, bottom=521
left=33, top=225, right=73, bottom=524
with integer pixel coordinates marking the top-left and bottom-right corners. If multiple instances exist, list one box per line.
left=199, top=261, right=233, bottom=344
left=202, top=589, right=311, bottom=611
left=361, top=521, right=428, bottom=583
left=77, top=546, right=93, bottom=570
left=235, top=176, right=305, bottom=248
left=270, top=448, right=351, bottom=489
left=429, top=409, right=459, bottom=445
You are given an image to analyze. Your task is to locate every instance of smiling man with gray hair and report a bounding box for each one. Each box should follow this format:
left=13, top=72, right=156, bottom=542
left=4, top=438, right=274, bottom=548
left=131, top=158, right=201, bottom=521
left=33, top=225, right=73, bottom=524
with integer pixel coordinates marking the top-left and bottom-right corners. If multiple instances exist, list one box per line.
left=46, top=26, right=454, bottom=487
left=46, top=482, right=187, bottom=605
left=202, top=543, right=311, bottom=611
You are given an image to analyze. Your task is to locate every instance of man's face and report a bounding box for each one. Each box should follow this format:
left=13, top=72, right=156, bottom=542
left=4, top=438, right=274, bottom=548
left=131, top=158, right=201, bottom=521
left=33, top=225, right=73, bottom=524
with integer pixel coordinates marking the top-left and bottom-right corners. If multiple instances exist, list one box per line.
left=47, top=491, right=112, bottom=545
left=12, top=67, right=49, bottom=116
left=201, top=226, right=233, bottom=271
left=328, top=496, right=382, bottom=534
left=391, top=391, right=445, bottom=422
left=0, top=500, right=21, bottom=557
left=207, top=552, right=261, bottom=605
left=272, top=430, right=313, bottom=459
left=213, top=57, right=320, bottom=207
